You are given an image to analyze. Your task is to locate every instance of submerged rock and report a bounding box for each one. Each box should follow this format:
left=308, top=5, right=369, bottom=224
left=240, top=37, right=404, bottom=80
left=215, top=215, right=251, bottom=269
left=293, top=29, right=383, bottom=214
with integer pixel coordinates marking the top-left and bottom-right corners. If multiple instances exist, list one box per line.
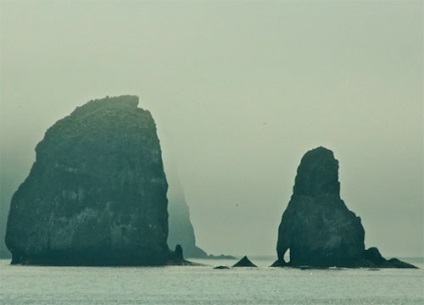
left=207, top=254, right=236, bottom=260
left=5, top=96, right=169, bottom=266
left=275, top=147, right=417, bottom=269
left=233, top=256, right=257, bottom=267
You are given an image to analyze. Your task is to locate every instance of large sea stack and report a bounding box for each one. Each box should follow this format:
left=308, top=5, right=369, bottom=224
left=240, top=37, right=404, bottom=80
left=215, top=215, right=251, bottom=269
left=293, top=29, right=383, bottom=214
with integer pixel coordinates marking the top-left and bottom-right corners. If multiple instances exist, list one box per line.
left=5, top=95, right=169, bottom=266
left=275, top=147, right=417, bottom=268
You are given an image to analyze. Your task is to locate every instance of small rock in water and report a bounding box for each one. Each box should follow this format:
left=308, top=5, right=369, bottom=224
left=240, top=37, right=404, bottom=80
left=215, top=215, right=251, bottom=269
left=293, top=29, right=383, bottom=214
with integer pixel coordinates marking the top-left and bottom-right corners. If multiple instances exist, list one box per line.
left=233, top=256, right=257, bottom=267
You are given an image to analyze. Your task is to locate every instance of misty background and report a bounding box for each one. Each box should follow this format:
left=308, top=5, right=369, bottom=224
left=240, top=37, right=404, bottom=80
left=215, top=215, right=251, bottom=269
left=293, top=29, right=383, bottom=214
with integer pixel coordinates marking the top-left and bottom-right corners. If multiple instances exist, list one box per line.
left=0, top=0, right=422, bottom=258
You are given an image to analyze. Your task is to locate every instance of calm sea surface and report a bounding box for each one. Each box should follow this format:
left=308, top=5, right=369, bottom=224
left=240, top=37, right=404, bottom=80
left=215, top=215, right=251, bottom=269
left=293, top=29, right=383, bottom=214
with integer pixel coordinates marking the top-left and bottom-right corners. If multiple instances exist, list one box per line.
left=1, top=258, right=423, bottom=305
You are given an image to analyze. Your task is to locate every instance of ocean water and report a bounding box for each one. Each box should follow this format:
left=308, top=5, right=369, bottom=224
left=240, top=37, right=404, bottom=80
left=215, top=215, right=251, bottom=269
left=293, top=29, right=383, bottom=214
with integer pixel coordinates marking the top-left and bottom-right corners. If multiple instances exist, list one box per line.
left=1, top=258, right=423, bottom=305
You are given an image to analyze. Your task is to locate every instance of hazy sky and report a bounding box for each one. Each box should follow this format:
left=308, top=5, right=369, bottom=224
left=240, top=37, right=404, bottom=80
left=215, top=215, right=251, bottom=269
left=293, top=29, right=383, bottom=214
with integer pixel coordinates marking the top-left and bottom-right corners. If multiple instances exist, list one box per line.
left=0, top=0, right=423, bottom=258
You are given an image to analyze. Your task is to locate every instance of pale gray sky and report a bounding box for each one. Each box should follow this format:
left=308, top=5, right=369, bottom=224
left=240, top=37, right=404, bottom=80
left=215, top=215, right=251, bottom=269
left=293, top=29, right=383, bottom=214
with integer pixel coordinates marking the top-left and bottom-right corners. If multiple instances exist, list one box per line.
left=0, top=0, right=423, bottom=257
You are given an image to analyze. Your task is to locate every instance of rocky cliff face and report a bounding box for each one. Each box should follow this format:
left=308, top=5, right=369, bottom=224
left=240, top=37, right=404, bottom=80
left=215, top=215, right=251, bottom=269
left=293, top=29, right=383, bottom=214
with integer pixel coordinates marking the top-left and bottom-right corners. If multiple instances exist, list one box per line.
left=5, top=95, right=169, bottom=265
left=167, top=173, right=207, bottom=258
left=276, top=147, right=365, bottom=267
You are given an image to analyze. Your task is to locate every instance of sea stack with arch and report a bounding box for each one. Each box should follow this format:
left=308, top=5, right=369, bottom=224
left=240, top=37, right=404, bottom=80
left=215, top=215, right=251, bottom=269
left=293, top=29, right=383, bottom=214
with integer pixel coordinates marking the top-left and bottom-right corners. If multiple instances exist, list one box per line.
left=274, top=146, right=417, bottom=268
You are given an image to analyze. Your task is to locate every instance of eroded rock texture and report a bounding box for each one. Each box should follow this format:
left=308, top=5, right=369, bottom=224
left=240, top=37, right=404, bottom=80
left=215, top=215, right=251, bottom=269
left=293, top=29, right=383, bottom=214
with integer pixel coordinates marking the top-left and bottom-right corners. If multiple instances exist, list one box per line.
left=5, top=96, right=169, bottom=265
left=276, top=147, right=365, bottom=267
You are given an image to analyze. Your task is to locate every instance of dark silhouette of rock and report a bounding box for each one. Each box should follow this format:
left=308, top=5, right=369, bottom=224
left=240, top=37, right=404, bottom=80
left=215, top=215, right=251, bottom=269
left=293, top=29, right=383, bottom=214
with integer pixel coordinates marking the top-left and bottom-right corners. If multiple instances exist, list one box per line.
left=167, top=244, right=203, bottom=266
left=363, top=247, right=386, bottom=265
left=381, top=258, right=417, bottom=269
left=274, top=147, right=417, bottom=269
left=167, top=169, right=207, bottom=258
left=5, top=96, right=169, bottom=266
left=233, top=256, right=257, bottom=267
left=174, top=244, right=184, bottom=260
left=357, top=247, right=417, bottom=269
left=213, top=265, right=230, bottom=269
left=276, top=147, right=365, bottom=267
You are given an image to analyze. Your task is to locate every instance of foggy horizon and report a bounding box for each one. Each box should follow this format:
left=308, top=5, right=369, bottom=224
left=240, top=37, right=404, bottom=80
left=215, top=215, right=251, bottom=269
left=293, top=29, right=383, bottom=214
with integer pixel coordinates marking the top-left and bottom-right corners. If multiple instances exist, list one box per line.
left=0, top=1, right=423, bottom=258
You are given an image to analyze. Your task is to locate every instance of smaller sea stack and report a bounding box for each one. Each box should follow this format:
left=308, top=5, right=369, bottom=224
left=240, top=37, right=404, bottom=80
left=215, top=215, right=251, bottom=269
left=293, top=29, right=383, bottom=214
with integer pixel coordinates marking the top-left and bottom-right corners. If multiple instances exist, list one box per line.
left=275, top=147, right=417, bottom=268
